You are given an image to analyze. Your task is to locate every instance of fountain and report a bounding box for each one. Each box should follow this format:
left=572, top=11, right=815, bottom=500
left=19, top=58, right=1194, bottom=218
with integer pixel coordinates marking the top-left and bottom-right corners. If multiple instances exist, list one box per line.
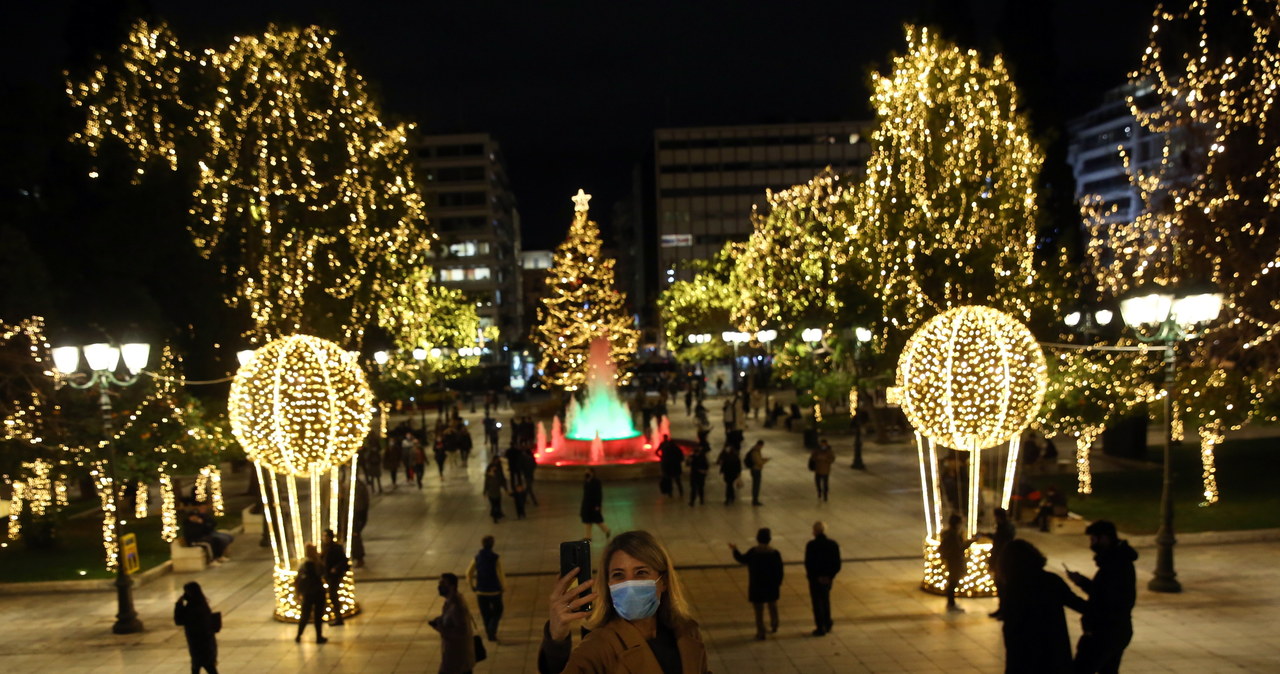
left=535, top=338, right=666, bottom=478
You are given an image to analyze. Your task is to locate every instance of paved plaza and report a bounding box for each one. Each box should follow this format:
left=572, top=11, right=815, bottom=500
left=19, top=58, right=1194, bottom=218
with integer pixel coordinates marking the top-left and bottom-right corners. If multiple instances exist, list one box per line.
left=2, top=400, right=1278, bottom=673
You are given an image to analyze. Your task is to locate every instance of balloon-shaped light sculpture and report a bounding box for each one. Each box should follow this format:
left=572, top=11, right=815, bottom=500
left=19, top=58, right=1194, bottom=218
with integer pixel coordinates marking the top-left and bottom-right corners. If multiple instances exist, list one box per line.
left=229, top=335, right=373, bottom=622
left=891, top=306, right=1046, bottom=596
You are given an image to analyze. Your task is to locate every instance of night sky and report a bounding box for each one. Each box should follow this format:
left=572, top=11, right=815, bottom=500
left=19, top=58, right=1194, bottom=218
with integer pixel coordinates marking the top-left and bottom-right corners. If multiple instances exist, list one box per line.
left=5, top=1, right=1158, bottom=249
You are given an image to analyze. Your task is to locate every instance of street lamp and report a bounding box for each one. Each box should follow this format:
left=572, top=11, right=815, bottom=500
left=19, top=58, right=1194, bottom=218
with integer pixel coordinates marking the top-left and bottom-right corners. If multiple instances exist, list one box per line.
left=850, top=326, right=873, bottom=470
left=1119, top=286, right=1223, bottom=593
left=51, top=341, right=150, bottom=634
left=721, top=331, right=750, bottom=392
left=755, top=330, right=777, bottom=415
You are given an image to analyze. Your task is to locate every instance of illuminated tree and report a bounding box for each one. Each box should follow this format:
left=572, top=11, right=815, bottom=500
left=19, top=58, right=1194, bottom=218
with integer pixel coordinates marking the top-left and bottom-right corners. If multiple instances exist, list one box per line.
left=68, top=21, right=434, bottom=348
left=1082, top=0, right=1280, bottom=502
left=658, top=242, right=739, bottom=364
left=857, top=26, right=1044, bottom=352
left=533, top=191, right=639, bottom=391
left=731, top=168, right=871, bottom=333
left=375, top=270, right=486, bottom=395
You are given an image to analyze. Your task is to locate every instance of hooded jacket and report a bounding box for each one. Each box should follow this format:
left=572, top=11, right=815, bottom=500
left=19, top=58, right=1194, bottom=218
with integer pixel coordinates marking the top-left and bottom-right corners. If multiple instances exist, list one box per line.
left=1075, top=540, right=1139, bottom=634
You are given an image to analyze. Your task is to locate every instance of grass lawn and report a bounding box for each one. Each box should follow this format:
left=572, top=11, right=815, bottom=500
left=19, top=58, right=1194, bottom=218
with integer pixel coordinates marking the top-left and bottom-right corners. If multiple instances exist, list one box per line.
left=0, top=499, right=246, bottom=583
left=1035, top=436, right=1280, bottom=535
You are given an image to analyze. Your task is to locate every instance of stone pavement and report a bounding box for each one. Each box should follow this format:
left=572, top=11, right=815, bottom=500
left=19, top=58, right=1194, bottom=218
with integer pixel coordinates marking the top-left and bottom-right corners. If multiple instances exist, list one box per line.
left=1, top=398, right=1278, bottom=672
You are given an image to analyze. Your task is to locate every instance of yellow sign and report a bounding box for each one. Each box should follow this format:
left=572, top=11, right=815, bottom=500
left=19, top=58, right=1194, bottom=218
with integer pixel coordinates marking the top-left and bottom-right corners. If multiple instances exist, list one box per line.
left=121, top=533, right=140, bottom=575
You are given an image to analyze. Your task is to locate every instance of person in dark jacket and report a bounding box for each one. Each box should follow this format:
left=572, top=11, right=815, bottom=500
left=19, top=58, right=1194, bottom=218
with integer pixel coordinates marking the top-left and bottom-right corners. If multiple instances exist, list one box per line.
left=581, top=467, right=612, bottom=540
left=321, top=529, right=350, bottom=626
left=429, top=572, right=476, bottom=674
left=174, top=581, right=219, bottom=673
left=1067, top=520, right=1138, bottom=673
left=294, top=543, right=328, bottom=643
left=688, top=442, right=710, bottom=506
left=939, top=514, right=971, bottom=613
left=804, top=521, right=842, bottom=636
left=1000, top=539, right=1087, bottom=673
left=657, top=435, right=685, bottom=498
left=730, top=527, right=784, bottom=640
left=989, top=507, right=1017, bottom=619
left=717, top=444, right=742, bottom=505
left=351, top=480, right=369, bottom=568
left=483, top=460, right=507, bottom=524
left=466, top=535, right=507, bottom=642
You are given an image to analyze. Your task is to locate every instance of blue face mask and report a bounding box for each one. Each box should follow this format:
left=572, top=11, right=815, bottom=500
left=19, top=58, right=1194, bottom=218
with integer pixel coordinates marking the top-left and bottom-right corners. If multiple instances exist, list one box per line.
left=610, top=579, right=660, bottom=621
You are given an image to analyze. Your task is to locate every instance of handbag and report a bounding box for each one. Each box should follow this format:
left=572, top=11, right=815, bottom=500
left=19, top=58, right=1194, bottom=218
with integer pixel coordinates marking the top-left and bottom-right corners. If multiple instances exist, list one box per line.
left=807, top=456, right=816, bottom=471
left=469, top=615, right=487, bottom=662
left=211, top=611, right=222, bottom=633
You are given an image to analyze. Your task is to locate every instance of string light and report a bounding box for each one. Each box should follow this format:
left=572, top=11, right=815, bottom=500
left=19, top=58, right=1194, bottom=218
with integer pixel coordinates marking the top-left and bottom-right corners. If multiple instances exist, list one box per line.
left=1079, top=0, right=1280, bottom=483
left=134, top=480, right=149, bottom=519
left=895, top=306, right=1047, bottom=452
left=731, top=168, right=856, bottom=332
left=533, top=190, right=639, bottom=390
left=859, top=26, right=1045, bottom=347
left=1198, top=420, right=1224, bottom=505
left=159, top=470, right=178, bottom=542
left=229, top=335, right=373, bottom=476
left=658, top=242, right=739, bottom=362
left=921, top=538, right=996, bottom=597
left=67, top=20, right=435, bottom=347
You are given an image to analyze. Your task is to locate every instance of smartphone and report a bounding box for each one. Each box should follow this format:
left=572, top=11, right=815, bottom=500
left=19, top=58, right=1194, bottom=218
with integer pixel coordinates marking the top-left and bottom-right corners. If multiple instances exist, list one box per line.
left=559, top=540, right=593, bottom=612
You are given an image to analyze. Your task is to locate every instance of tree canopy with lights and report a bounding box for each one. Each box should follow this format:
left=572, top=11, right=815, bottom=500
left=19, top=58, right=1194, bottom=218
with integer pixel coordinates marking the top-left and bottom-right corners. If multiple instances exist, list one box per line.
left=857, top=25, right=1045, bottom=351
left=533, top=191, right=638, bottom=391
left=67, top=20, right=435, bottom=348
left=658, top=242, right=740, bottom=364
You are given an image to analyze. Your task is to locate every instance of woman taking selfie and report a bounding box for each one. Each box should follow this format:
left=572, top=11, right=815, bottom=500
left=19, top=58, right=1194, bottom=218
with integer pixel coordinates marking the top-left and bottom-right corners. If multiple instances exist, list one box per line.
left=540, top=530, right=708, bottom=673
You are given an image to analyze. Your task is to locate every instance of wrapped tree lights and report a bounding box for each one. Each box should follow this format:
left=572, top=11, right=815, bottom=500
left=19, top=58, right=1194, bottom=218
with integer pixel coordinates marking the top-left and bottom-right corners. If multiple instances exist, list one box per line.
left=229, top=335, right=372, bottom=622
left=892, top=306, right=1047, bottom=596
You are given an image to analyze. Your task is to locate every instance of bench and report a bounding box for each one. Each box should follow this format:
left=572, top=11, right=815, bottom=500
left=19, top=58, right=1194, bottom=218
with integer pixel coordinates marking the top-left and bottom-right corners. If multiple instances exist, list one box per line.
left=1050, top=514, right=1088, bottom=535
left=171, top=538, right=214, bottom=573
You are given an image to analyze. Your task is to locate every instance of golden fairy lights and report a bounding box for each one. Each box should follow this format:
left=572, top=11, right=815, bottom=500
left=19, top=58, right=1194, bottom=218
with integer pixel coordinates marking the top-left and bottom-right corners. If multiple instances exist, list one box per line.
left=859, top=26, right=1043, bottom=340
left=196, top=465, right=224, bottom=516
left=1077, top=0, right=1280, bottom=502
left=533, top=190, right=639, bottom=390
left=67, top=21, right=435, bottom=347
left=658, top=242, right=739, bottom=362
left=229, top=336, right=373, bottom=476
left=895, top=306, right=1047, bottom=452
left=231, top=335, right=369, bottom=621
left=732, top=168, right=856, bottom=332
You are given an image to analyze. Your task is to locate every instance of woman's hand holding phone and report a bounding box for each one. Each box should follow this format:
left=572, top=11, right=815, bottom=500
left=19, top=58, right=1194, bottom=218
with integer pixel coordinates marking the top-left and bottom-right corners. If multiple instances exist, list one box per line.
left=549, top=568, right=597, bottom=642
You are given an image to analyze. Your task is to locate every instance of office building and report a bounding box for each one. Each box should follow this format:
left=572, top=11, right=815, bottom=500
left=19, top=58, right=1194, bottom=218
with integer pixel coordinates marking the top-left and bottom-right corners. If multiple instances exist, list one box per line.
left=654, top=121, right=873, bottom=287
left=411, top=132, right=523, bottom=350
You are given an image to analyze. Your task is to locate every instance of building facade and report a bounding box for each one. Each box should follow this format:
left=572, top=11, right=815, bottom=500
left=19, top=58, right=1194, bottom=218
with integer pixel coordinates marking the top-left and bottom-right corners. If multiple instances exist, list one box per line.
left=654, top=121, right=873, bottom=288
left=411, top=132, right=523, bottom=351
left=1066, top=83, right=1167, bottom=230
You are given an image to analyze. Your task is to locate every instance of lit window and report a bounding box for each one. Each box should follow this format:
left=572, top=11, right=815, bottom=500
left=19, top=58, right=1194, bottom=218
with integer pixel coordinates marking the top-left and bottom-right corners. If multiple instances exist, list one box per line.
left=440, top=268, right=465, bottom=282
left=468, top=267, right=491, bottom=281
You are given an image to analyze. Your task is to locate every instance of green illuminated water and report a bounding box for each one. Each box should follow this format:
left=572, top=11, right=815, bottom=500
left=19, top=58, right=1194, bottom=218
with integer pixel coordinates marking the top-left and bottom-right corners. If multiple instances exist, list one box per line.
left=566, top=338, right=640, bottom=441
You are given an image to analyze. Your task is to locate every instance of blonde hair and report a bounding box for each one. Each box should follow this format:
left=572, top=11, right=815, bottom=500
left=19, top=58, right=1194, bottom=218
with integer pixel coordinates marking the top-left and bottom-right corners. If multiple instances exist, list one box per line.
left=586, top=530, right=697, bottom=635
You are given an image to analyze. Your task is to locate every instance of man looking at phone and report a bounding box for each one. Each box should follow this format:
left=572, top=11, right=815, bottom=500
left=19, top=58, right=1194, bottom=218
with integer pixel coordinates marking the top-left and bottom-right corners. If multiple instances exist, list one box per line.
left=1066, top=520, right=1138, bottom=674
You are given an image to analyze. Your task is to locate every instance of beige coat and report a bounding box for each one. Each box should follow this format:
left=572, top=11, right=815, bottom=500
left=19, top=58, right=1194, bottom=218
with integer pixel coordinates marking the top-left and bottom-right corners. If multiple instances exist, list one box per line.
left=542, top=617, right=709, bottom=674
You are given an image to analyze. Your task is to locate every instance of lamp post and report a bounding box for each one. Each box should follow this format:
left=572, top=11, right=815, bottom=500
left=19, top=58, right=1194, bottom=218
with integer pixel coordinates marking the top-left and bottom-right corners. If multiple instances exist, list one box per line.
left=51, top=341, right=150, bottom=634
left=755, top=330, right=777, bottom=419
left=721, top=331, right=750, bottom=393
left=1118, top=288, right=1222, bottom=593
left=850, top=327, right=873, bottom=470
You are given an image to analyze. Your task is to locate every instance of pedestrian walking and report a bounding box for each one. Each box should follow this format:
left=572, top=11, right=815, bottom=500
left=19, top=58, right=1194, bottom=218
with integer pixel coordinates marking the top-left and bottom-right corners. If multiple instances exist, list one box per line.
left=511, top=481, right=528, bottom=519
left=685, top=388, right=693, bottom=416
left=466, top=535, right=507, bottom=642
left=294, top=543, right=328, bottom=643
left=401, top=432, right=417, bottom=486
left=580, top=467, right=612, bottom=541
left=940, top=514, right=971, bottom=613
left=657, top=435, right=685, bottom=498
left=384, top=439, right=401, bottom=488
left=999, top=539, right=1087, bottom=673
left=351, top=479, right=368, bottom=567
left=429, top=573, right=476, bottom=674
left=717, top=444, right=742, bottom=505
left=321, top=529, right=349, bottom=626
left=804, top=521, right=841, bottom=636
left=745, top=440, right=769, bottom=506
left=362, top=435, right=383, bottom=493
left=688, top=442, right=709, bottom=506
left=730, top=528, right=784, bottom=640
left=988, top=507, right=1016, bottom=619
left=1066, top=520, right=1138, bottom=674
left=433, top=438, right=448, bottom=478
left=412, top=440, right=427, bottom=489
left=483, top=461, right=507, bottom=524
left=174, top=581, right=220, bottom=673
left=810, top=439, right=836, bottom=502
left=540, top=530, right=709, bottom=672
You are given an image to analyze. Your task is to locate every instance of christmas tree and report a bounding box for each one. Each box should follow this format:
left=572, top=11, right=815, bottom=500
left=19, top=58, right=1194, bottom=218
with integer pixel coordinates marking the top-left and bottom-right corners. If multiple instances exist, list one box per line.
left=534, top=190, right=638, bottom=391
